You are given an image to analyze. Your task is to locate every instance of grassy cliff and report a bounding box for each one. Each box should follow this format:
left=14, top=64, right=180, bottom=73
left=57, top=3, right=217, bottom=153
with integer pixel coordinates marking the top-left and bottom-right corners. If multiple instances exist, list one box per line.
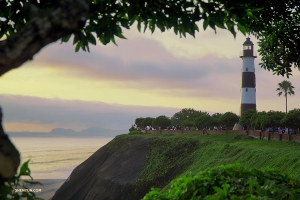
left=129, top=131, right=300, bottom=194
left=52, top=131, right=300, bottom=200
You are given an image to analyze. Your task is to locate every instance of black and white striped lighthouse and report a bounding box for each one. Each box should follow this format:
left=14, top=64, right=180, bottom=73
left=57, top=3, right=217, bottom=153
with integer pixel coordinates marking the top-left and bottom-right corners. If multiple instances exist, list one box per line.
left=240, top=37, right=256, bottom=115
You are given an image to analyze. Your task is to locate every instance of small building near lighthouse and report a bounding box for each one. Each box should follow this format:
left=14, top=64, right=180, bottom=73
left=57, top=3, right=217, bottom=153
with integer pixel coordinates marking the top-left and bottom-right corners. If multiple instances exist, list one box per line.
left=240, top=37, right=257, bottom=116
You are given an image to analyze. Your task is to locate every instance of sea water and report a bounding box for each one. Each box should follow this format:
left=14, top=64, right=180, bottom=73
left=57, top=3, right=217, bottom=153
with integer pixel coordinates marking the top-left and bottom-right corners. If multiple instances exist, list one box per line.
left=9, top=133, right=114, bottom=200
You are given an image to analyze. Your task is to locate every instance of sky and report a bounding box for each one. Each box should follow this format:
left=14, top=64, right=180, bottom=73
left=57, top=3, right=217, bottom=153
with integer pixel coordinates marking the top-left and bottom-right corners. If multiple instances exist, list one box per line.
left=1, top=23, right=299, bottom=132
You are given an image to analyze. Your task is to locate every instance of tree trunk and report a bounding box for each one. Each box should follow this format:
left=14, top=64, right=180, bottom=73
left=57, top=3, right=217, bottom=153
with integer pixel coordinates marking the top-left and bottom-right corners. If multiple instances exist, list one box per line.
left=0, top=107, right=20, bottom=185
left=286, top=95, right=287, bottom=114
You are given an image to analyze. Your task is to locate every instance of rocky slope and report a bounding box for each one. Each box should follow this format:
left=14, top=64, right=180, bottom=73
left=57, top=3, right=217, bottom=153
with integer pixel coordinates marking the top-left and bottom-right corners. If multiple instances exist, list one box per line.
left=51, top=134, right=199, bottom=200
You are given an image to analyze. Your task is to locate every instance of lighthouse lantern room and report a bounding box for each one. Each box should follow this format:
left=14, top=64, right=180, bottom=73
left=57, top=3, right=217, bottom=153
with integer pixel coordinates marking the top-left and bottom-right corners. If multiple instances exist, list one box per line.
left=240, top=37, right=257, bottom=116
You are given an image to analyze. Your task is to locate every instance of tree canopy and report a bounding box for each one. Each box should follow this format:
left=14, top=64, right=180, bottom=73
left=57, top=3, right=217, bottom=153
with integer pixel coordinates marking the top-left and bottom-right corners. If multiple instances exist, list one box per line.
left=262, top=110, right=285, bottom=131
left=219, top=112, right=239, bottom=130
left=239, top=109, right=256, bottom=128
left=281, top=109, right=300, bottom=134
left=276, top=80, right=295, bottom=113
left=141, top=117, right=155, bottom=128
left=152, top=115, right=171, bottom=129
left=0, top=0, right=299, bottom=77
left=250, top=111, right=267, bottom=130
left=171, top=108, right=207, bottom=126
left=135, top=117, right=145, bottom=128
left=194, top=114, right=216, bottom=129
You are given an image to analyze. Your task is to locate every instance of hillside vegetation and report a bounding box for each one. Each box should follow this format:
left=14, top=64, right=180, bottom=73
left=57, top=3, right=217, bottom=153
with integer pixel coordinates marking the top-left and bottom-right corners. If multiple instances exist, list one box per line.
left=52, top=131, right=300, bottom=200
left=128, top=131, right=300, bottom=193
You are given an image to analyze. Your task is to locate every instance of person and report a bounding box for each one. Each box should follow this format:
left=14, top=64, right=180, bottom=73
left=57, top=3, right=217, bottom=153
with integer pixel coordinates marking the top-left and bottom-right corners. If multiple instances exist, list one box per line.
left=278, top=127, right=282, bottom=134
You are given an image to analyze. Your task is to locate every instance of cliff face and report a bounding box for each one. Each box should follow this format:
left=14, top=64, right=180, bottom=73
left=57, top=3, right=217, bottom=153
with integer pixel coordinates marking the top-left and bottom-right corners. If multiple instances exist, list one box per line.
left=51, top=134, right=199, bottom=200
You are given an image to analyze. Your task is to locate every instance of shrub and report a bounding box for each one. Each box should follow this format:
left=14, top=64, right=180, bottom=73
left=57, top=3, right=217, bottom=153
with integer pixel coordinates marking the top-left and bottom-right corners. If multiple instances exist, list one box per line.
left=143, top=163, right=300, bottom=199
left=128, top=130, right=145, bottom=135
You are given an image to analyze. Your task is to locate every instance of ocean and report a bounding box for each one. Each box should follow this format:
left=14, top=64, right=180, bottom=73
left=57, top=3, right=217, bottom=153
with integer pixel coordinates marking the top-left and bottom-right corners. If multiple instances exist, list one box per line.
left=8, top=133, right=116, bottom=200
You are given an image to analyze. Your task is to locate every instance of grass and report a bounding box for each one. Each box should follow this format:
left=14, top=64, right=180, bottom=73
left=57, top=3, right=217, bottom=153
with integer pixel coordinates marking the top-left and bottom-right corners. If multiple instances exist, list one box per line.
left=105, top=131, right=300, bottom=199
left=126, top=131, right=300, bottom=193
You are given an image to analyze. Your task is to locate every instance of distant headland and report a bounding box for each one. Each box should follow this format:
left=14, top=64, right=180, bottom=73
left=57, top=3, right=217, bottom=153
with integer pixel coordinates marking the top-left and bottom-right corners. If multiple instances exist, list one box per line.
left=8, top=127, right=127, bottom=138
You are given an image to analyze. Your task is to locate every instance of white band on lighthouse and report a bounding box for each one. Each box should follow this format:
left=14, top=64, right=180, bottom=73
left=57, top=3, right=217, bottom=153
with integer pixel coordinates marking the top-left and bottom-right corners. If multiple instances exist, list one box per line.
left=241, top=88, right=256, bottom=104
left=242, top=57, right=255, bottom=72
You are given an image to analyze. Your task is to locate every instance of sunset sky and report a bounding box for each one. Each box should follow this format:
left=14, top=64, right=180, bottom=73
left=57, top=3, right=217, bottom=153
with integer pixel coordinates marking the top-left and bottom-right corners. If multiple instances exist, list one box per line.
left=1, top=24, right=299, bottom=132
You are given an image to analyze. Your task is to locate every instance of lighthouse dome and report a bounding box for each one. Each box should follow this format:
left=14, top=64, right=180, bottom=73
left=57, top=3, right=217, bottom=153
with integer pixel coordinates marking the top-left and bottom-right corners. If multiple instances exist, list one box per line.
left=243, top=37, right=254, bottom=45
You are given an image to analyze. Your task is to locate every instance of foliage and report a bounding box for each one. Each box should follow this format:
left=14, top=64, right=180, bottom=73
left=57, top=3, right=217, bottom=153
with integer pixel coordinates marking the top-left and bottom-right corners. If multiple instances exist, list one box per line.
left=141, top=117, right=155, bottom=128
left=143, top=163, right=300, bottom=199
left=240, top=109, right=257, bottom=127
left=129, top=125, right=136, bottom=132
left=250, top=111, right=267, bottom=130
left=0, top=160, right=43, bottom=200
left=135, top=117, right=145, bottom=128
left=211, top=113, right=222, bottom=126
left=219, top=112, right=239, bottom=130
left=136, top=136, right=200, bottom=190
left=0, top=0, right=257, bottom=51
left=194, top=114, right=215, bottom=129
left=0, top=0, right=299, bottom=77
left=212, top=113, right=222, bottom=119
left=115, top=133, right=300, bottom=199
left=128, top=130, right=145, bottom=135
left=171, top=108, right=206, bottom=126
left=281, top=109, right=300, bottom=134
left=181, top=120, right=196, bottom=129
left=276, top=80, right=295, bottom=113
left=246, top=1, right=300, bottom=77
left=262, top=110, right=285, bottom=130
left=152, top=116, right=171, bottom=129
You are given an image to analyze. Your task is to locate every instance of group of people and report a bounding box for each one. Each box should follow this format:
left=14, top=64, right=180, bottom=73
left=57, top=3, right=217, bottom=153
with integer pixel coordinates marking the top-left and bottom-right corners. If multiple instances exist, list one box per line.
left=266, top=127, right=292, bottom=134
left=141, top=124, right=227, bottom=131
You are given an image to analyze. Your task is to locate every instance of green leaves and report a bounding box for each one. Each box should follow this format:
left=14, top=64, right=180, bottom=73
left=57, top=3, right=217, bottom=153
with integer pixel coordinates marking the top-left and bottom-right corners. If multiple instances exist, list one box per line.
left=203, top=17, right=210, bottom=31
left=237, top=23, right=247, bottom=36
left=143, top=163, right=300, bottom=199
left=18, top=159, right=32, bottom=178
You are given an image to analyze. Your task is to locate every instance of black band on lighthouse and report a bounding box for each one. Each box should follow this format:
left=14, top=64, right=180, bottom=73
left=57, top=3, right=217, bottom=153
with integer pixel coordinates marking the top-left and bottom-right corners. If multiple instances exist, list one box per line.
left=241, top=104, right=256, bottom=114
left=241, top=72, right=255, bottom=88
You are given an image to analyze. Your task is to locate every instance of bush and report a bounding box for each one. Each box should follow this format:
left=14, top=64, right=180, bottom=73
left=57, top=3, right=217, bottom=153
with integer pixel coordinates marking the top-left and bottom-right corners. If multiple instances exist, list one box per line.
left=128, top=130, right=145, bottom=135
left=143, top=163, right=300, bottom=199
left=129, top=125, right=137, bottom=132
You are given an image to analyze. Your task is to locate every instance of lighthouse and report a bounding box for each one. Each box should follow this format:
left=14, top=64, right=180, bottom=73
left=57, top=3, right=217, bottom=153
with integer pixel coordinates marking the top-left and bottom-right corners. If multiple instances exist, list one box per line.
left=240, top=37, right=256, bottom=115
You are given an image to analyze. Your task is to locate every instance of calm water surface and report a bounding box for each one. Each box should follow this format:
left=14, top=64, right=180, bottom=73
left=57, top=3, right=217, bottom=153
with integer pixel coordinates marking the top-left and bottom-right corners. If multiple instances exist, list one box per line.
left=10, top=136, right=114, bottom=199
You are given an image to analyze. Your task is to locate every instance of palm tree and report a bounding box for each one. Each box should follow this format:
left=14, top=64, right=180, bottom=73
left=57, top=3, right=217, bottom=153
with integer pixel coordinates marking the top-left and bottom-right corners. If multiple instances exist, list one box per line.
left=276, top=80, right=295, bottom=113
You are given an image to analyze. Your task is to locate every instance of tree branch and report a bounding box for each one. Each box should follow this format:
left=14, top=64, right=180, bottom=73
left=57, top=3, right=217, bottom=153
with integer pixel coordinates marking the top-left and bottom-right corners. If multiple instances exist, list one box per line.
left=0, top=0, right=90, bottom=76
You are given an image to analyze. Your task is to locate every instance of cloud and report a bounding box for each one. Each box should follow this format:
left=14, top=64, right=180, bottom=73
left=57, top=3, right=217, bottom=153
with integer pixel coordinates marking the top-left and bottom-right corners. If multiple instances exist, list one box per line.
left=0, top=94, right=182, bottom=132
left=29, top=37, right=243, bottom=99
left=3, top=27, right=299, bottom=121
